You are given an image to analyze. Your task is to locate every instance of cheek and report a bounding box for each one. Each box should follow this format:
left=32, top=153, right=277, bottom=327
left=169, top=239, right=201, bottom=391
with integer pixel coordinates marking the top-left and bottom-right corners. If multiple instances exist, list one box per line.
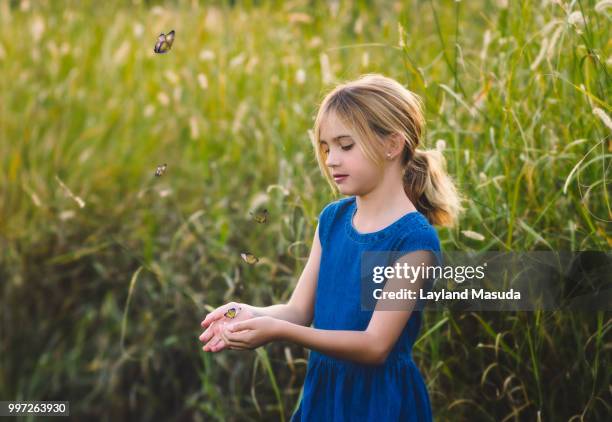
left=345, top=150, right=366, bottom=169
left=351, top=155, right=381, bottom=179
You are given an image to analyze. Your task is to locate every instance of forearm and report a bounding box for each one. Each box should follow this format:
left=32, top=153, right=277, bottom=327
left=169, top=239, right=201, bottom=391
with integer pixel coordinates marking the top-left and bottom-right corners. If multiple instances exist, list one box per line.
left=245, top=303, right=309, bottom=326
left=276, top=321, right=384, bottom=365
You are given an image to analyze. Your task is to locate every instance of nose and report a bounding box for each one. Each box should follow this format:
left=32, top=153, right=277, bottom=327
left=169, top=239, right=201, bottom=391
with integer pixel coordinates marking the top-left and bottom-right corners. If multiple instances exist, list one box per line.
left=325, top=147, right=340, bottom=168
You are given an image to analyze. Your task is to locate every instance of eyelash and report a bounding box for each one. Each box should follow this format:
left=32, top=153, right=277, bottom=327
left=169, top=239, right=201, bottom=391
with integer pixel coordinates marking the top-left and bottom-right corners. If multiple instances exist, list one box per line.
left=322, top=144, right=353, bottom=154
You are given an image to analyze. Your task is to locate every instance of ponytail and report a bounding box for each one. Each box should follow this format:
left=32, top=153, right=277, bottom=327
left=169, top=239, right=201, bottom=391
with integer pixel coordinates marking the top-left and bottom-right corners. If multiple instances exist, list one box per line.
left=403, top=148, right=464, bottom=227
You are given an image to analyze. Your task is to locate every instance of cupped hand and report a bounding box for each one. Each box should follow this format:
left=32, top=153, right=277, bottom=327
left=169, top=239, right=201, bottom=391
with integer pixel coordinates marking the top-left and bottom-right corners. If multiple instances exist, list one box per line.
left=220, top=316, right=283, bottom=351
left=199, top=302, right=256, bottom=352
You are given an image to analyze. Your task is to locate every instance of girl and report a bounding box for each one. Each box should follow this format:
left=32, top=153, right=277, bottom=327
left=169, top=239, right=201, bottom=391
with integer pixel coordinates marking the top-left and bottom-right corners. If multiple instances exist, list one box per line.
left=199, top=73, right=463, bottom=421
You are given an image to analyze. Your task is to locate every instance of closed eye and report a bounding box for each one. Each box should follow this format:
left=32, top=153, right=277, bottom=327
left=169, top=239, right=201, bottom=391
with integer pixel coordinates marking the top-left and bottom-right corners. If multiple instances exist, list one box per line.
left=341, top=144, right=354, bottom=151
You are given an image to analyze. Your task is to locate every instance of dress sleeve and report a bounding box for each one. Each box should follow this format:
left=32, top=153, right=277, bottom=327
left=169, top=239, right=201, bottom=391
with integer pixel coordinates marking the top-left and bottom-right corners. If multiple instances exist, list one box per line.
left=394, top=224, right=443, bottom=268
left=316, top=201, right=337, bottom=249
left=392, top=227, right=443, bottom=308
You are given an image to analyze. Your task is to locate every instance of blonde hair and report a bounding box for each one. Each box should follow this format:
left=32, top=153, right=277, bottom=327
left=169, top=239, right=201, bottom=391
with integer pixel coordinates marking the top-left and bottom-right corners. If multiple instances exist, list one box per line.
left=311, top=73, right=464, bottom=227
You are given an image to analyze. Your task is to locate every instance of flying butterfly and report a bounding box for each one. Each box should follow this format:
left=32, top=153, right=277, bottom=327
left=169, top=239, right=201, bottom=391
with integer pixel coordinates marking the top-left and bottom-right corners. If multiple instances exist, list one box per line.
left=240, top=252, right=259, bottom=265
left=249, top=208, right=269, bottom=224
left=155, top=163, right=167, bottom=177
left=154, top=30, right=175, bottom=54
left=224, top=306, right=242, bottom=319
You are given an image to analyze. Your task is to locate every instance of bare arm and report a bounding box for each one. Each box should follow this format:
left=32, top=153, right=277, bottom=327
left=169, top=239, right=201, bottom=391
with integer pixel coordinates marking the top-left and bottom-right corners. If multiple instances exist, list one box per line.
left=276, top=323, right=382, bottom=365
left=243, top=303, right=299, bottom=323
left=272, top=250, right=435, bottom=365
left=208, top=225, right=322, bottom=327
left=246, top=225, right=322, bottom=326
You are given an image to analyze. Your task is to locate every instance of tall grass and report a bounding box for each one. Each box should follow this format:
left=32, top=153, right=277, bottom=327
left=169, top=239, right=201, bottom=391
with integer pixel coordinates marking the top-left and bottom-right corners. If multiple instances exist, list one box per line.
left=0, top=0, right=610, bottom=420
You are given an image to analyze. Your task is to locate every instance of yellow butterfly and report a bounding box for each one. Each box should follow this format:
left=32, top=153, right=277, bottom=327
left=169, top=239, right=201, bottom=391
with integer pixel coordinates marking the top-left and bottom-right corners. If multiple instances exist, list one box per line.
left=240, top=252, right=259, bottom=264
left=155, top=163, right=167, bottom=177
left=154, top=30, right=175, bottom=54
left=249, top=208, right=269, bottom=224
left=224, top=306, right=242, bottom=319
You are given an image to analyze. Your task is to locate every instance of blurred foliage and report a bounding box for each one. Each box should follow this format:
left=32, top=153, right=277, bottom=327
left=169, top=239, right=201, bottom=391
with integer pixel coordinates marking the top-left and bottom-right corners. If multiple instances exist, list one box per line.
left=0, top=0, right=610, bottom=420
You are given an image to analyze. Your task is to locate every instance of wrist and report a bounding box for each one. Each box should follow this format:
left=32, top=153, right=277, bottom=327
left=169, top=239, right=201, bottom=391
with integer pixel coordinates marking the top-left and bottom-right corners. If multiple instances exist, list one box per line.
left=242, top=303, right=261, bottom=318
left=273, top=318, right=289, bottom=341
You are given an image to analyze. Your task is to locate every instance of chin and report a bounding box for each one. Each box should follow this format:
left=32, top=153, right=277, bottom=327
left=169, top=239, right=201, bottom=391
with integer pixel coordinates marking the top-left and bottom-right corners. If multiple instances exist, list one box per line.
left=336, top=185, right=353, bottom=195
left=345, top=184, right=374, bottom=197
left=336, top=179, right=367, bottom=196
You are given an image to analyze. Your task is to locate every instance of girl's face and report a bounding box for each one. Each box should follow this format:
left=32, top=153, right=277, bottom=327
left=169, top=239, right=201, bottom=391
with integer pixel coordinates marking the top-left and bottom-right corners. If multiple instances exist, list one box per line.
left=319, top=111, right=384, bottom=196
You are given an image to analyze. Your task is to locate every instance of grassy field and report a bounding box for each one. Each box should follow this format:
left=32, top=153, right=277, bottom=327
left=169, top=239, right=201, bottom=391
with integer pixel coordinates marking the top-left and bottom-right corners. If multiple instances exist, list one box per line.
left=0, top=0, right=610, bottom=420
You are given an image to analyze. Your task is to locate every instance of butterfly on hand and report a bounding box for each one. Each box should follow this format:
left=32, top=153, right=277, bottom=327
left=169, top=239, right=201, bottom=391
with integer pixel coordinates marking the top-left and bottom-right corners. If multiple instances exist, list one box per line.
left=224, top=306, right=242, bottom=319
left=155, top=163, right=167, bottom=177
left=154, top=30, right=175, bottom=54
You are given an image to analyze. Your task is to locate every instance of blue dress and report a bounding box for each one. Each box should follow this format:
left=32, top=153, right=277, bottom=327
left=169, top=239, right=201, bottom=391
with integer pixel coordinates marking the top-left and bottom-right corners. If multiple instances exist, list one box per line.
left=290, top=196, right=441, bottom=422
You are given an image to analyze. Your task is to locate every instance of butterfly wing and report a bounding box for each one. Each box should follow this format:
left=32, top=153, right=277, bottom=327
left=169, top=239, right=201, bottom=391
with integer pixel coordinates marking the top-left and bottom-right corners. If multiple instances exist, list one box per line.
left=154, top=33, right=165, bottom=53
left=241, top=253, right=259, bottom=264
left=156, top=41, right=170, bottom=54
left=155, top=163, right=167, bottom=176
left=259, top=209, right=269, bottom=223
left=165, top=30, right=175, bottom=48
left=250, top=208, right=268, bottom=223
left=154, top=33, right=170, bottom=54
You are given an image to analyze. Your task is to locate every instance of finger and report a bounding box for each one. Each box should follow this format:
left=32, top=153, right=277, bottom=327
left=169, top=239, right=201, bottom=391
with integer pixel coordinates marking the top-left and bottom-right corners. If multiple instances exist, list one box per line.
left=201, top=321, right=222, bottom=346
left=223, top=339, right=247, bottom=350
left=227, top=320, right=251, bottom=332
left=201, top=308, right=225, bottom=328
left=204, top=334, right=222, bottom=351
left=203, top=343, right=214, bottom=352
left=207, top=336, right=224, bottom=352
left=211, top=325, right=231, bottom=351
left=224, top=329, right=251, bottom=344
left=202, top=341, right=212, bottom=352
left=220, top=328, right=242, bottom=347
left=212, top=335, right=235, bottom=352
left=203, top=340, right=218, bottom=352
left=198, top=326, right=215, bottom=343
left=220, top=328, right=229, bottom=344
left=211, top=340, right=229, bottom=352
left=220, top=328, right=249, bottom=348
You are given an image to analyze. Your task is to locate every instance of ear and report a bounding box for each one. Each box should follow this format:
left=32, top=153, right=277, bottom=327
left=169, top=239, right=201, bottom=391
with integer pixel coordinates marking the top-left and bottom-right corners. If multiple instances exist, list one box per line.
left=387, top=133, right=406, bottom=158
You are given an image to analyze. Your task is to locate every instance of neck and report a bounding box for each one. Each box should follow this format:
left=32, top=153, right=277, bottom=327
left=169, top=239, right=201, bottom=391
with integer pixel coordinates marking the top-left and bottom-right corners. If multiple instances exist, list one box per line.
left=354, top=167, right=416, bottom=222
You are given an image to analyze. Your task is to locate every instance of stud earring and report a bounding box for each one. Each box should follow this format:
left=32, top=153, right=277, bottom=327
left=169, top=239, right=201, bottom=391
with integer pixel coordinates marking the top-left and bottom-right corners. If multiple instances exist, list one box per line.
left=386, top=153, right=392, bottom=158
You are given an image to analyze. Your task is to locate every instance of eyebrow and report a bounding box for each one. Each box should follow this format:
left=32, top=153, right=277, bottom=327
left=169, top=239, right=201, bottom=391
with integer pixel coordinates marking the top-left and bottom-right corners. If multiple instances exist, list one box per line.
left=319, top=135, right=353, bottom=144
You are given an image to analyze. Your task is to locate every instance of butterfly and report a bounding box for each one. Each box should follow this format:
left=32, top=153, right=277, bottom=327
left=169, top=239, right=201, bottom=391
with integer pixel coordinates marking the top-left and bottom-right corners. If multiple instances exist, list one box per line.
left=155, top=163, right=167, bottom=177
left=240, top=252, right=259, bottom=265
left=224, top=306, right=242, bottom=319
left=249, top=208, right=269, bottom=224
left=154, top=30, right=175, bottom=54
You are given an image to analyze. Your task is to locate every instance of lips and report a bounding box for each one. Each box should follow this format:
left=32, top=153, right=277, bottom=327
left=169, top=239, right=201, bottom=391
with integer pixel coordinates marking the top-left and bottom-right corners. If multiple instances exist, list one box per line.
left=333, top=174, right=348, bottom=182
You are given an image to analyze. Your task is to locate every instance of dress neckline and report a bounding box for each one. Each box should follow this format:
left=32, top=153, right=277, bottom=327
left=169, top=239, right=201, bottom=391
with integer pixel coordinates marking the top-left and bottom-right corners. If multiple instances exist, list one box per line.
left=344, top=196, right=421, bottom=244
